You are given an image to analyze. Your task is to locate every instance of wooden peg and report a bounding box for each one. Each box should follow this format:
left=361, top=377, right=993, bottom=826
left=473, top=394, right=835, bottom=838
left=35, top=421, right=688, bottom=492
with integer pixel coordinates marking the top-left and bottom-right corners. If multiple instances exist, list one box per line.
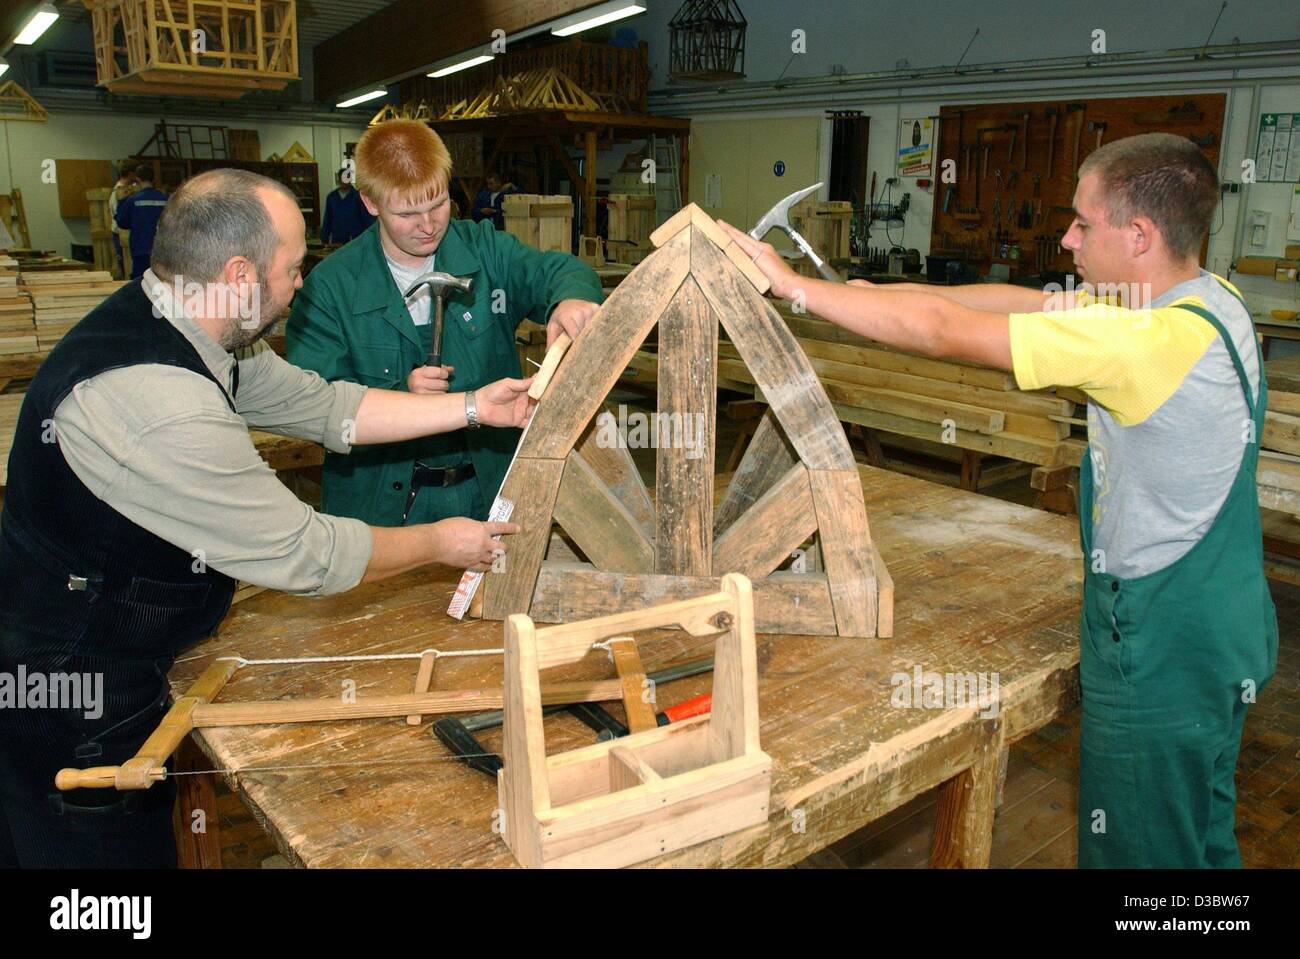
left=406, top=652, right=437, bottom=725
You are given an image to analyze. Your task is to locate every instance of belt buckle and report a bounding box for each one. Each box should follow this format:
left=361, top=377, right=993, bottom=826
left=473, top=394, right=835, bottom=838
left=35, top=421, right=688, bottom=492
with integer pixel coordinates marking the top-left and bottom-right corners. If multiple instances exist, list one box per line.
left=442, top=467, right=458, bottom=487
left=67, top=575, right=88, bottom=591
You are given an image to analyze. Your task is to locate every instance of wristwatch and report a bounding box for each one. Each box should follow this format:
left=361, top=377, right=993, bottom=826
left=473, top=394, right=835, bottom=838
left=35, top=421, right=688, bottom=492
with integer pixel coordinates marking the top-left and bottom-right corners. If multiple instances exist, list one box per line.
left=465, top=389, right=480, bottom=429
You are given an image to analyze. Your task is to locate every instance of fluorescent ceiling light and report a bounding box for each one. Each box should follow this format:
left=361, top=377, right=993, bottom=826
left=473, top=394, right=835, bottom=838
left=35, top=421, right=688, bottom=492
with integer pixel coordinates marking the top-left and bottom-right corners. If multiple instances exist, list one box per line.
left=336, top=88, right=388, bottom=108
left=551, top=2, right=645, bottom=37
left=428, top=54, right=494, bottom=78
left=0, top=58, right=9, bottom=79
left=13, top=3, right=58, bottom=45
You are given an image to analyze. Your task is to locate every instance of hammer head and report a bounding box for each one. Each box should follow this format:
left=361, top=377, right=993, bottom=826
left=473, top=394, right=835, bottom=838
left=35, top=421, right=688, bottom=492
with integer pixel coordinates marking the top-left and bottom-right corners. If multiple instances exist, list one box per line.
left=750, top=181, right=823, bottom=240
left=403, top=271, right=474, bottom=300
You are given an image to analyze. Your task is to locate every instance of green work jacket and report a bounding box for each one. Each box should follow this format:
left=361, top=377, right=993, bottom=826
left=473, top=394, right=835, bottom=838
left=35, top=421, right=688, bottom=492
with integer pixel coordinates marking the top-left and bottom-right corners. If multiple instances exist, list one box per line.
left=285, top=219, right=602, bottom=525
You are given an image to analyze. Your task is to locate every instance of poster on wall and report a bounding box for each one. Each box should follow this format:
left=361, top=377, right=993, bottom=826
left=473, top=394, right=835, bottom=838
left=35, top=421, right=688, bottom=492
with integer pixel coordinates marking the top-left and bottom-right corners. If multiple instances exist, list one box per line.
left=1255, top=113, right=1300, bottom=183
left=898, top=117, right=935, bottom=177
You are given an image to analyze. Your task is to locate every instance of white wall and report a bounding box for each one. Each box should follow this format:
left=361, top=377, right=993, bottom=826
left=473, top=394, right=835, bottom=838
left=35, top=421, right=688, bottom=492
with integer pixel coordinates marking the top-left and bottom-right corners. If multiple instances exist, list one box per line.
left=635, top=0, right=1300, bottom=294
left=638, top=0, right=1298, bottom=88
left=0, top=112, right=369, bottom=254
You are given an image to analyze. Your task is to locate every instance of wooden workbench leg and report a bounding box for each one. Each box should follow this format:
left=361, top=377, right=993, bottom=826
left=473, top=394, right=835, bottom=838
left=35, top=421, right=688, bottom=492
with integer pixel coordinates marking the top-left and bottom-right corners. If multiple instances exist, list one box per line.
left=930, top=727, right=1002, bottom=868
left=172, top=737, right=222, bottom=869
left=850, top=425, right=888, bottom=469
left=960, top=449, right=982, bottom=491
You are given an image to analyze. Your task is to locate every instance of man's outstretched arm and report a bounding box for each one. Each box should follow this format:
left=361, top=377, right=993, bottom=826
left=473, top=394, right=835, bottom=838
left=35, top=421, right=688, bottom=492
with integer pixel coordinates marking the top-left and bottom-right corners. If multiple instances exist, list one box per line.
left=718, top=221, right=1013, bottom=371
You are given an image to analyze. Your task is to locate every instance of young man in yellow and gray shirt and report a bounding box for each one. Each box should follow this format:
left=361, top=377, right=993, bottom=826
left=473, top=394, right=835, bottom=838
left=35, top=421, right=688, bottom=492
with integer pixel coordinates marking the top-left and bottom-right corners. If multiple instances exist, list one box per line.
left=721, top=132, right=1277, bottom=869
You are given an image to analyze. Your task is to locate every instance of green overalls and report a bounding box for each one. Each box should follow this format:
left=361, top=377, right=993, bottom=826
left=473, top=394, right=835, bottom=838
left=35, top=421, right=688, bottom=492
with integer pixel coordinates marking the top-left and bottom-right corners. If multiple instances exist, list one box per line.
left=287, top=219, right=602, bottom=526
left=1076, top=302, right=1279, bottom=868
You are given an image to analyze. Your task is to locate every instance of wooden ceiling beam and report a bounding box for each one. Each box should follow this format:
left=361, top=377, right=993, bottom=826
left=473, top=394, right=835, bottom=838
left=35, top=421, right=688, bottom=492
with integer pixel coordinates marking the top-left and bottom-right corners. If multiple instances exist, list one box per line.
left=314, top=0, right=604, bottom=104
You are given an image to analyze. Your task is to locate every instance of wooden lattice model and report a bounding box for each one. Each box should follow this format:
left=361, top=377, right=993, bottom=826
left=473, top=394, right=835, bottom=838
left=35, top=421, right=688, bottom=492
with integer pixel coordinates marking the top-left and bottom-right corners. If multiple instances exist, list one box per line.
left=85, top=0, right=298, bottom=98
left=474, top=203, right=892, bottom=639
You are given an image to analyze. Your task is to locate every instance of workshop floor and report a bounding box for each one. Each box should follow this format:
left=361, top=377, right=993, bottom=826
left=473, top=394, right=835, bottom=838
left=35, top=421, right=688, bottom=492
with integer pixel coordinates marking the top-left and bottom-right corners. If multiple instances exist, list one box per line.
left=213, top=393, right=1300, bottom=869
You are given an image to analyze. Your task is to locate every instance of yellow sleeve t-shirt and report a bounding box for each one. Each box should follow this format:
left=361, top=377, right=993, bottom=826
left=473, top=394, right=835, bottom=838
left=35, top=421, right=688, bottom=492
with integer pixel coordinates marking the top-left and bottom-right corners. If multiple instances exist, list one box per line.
left=1006, top=273, right=1261, bottom=578
left=1008, top=285, right=1223, bottom=426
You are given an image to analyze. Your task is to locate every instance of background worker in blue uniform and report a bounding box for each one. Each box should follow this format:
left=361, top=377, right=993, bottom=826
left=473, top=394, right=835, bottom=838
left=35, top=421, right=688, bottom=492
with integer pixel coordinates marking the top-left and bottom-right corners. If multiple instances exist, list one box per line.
left=113, top=165, right=168, bottom=280
left=721, top=132, right=1277, bottom=869
left=471, top=172, right=516, bottom=229
left=320, top=166, right=374, bottom=245
left=288, top=120, right=603, bottom=528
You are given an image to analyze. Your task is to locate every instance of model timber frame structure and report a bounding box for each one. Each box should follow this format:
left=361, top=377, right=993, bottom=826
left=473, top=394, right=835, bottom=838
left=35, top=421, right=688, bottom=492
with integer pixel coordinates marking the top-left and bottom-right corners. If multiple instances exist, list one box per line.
left=475, top=203, right=892, bottom=639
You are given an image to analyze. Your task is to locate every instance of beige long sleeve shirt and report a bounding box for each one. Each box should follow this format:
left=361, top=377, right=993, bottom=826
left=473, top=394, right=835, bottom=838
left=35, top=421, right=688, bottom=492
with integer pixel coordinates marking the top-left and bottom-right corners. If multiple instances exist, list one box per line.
left=51, top=271, right=373, bottom=595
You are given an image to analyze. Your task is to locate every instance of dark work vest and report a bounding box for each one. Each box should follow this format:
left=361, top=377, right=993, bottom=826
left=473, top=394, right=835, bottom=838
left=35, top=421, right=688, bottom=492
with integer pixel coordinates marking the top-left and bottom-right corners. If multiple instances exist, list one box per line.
left=0, top=282, right=237, bottom=661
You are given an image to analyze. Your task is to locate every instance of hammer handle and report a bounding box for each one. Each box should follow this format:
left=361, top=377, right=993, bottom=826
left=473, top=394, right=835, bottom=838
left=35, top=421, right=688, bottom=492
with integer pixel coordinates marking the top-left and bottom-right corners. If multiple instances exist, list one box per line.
left=786, top=227, right=842, bottom=283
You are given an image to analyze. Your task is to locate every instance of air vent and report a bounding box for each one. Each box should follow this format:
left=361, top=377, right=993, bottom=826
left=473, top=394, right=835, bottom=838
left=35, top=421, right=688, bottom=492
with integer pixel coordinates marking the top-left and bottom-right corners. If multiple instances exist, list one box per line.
left=39, top=50, right=99, bottom=88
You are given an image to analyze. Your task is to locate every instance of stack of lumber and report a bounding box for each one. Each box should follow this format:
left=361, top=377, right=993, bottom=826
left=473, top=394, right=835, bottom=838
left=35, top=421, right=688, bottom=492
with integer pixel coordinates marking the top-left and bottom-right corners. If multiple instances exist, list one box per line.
left=1259, top=354, right=1300, bottom=585
left=1259, top=373, right=1300, bottom=516
left=0, top=266, right=35, bottom=354
left=19, top=270, right=126, bottom=350
left=714, top=306, right=1085, bottom=469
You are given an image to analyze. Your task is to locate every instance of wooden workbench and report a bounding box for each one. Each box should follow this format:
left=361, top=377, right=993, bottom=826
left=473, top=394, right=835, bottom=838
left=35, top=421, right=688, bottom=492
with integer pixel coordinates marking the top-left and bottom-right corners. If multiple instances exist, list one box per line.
left=169, top=464, right=1081, bottom=868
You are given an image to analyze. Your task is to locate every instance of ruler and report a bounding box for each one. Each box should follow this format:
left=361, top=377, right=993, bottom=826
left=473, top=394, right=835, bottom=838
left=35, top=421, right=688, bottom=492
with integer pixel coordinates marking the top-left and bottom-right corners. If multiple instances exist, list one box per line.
left=447, top=495, right=514, bottom=619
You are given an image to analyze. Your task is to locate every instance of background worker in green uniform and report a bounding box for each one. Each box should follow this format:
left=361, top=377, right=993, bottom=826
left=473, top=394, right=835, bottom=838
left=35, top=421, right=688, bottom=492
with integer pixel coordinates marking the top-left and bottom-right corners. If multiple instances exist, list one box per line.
left=287, top=120, right=603, bottom=526
left=719, top=132, right=1278, bottom=868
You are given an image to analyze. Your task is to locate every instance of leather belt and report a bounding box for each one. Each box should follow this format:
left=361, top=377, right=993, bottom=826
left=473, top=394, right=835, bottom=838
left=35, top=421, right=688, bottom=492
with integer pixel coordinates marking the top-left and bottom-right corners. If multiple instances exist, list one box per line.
left=412, top=461, right=476, bottom=489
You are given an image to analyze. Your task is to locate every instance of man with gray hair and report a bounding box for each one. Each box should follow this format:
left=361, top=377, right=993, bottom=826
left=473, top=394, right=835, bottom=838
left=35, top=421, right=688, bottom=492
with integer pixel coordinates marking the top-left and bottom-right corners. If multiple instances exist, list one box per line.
left=723, top=132, right=1277, bottom=869
left=0, top=168, right=534, bottom=868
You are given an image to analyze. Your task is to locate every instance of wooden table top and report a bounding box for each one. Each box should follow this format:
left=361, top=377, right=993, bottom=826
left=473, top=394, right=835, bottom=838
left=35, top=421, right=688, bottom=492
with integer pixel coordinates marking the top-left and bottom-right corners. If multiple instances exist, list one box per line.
left=173, top=464, right=1082, bottom=868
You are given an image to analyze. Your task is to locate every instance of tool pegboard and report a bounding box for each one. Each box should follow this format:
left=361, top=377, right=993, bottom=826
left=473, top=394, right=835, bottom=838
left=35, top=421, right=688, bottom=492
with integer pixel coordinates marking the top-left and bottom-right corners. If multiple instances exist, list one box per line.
left=932, top=93, right=1226, bottom=277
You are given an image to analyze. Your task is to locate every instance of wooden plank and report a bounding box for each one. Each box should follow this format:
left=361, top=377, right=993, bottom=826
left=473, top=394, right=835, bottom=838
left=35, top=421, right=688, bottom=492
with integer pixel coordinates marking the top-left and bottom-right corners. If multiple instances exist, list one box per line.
left=1264, top=410, right=1300, bottom=456
left=1258, top=452, right=1300, bottom=493
left=610, top=639, right=659, bottom=734
left=870, top=542, right=894, bottom=639
left=808, top=469, right=878, bottom=638
left=194, top=677, right=634, bottom=727
left=721, top=358, right=1006, bottom=434
left=779, top=314, right=1019, bottom=390
left=719, top=339, right=1069, bottom=417
left=651, top=204, right=770, bottom=294
left=406, top=651, right=436, bottom=726
left=712, top=464, right=817, bottom=578
left=552, top=450, right=654, bottom=573
left=1270, top=390, right=1300, bottom=416
left=713, top=410, right=798, bottom=541
left=655, top=274, right=717, bottom=575
left=530, top=564, right=840, bottom=636
left=575, top=408, right=656, bottom=539
left=520, top=227, right=691, bottom=460
left=823, top=401, right=1071, bottom=467
left=692, top=233, right=855, bottom=471
left=501, top=613, right=548, bottom=868
left=481, top=457, right=564, bottom=620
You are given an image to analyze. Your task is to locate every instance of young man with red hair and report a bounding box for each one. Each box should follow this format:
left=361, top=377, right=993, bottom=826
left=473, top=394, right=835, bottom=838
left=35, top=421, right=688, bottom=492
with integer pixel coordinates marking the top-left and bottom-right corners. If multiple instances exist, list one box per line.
left=288, top=120, right=603, bottom=527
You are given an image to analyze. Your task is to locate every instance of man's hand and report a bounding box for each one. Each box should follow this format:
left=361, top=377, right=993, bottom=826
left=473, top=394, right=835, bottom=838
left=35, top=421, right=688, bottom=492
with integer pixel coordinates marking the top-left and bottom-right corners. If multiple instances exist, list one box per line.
left=716, top=221, right=804, bottom=300
left=547, top=298, right=600, bottom=348
left=430, top=517, right=521, bottom=572
left=407, top=364, right=453, bottom=394
left=475, top=376, right=536, bottom=429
